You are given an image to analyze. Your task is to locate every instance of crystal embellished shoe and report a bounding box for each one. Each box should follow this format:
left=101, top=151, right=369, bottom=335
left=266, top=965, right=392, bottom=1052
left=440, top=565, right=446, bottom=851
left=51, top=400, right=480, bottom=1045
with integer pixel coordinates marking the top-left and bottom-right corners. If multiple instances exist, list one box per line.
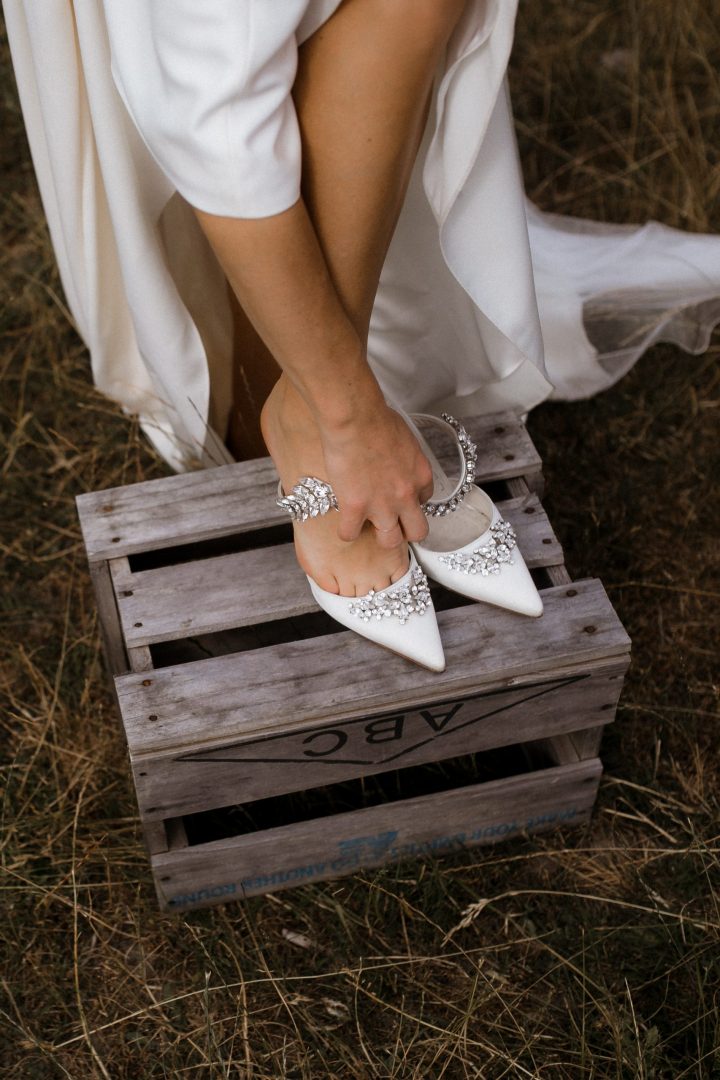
left=276, top=477, right=446, bottom=672
left=398, top=411, right=544, bottom=618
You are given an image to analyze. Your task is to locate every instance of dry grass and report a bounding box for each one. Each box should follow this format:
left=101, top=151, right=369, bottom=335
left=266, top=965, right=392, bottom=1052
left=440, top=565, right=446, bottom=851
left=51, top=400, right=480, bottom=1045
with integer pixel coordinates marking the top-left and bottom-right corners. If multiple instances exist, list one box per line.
left=1, top=1, right=719, bottom=1076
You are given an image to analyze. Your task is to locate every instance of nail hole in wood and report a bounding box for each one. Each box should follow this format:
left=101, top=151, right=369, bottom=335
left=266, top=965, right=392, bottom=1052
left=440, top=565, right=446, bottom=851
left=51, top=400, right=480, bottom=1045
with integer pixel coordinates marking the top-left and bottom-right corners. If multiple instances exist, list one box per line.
left=504, top=453, right=515, bottom=461
left=524, top=506, right=536, bottom=514
left=111, top=537, right=121, bottom=543
left=601, top=703, right=614, bottom=711
left=566, top=589, right=578, bottom=597
left=542, top=538, right=552, bottom=545
left=134, top=621, right=143, bottom=627
left=121, top=590, right=134, bottom=598
left=583, top=625, right=597, bottom=635
left=494, top=426, right=505, bottom=434
left=142, top=679, right=152, bottom=686
left=148, top=714, right=158, bottom=721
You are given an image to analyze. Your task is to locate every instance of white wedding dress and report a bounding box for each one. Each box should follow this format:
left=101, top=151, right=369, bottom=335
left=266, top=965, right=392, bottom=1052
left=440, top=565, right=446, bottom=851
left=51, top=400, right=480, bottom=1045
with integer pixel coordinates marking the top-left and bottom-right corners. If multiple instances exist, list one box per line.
left=5, top=0, right=720, bottom=472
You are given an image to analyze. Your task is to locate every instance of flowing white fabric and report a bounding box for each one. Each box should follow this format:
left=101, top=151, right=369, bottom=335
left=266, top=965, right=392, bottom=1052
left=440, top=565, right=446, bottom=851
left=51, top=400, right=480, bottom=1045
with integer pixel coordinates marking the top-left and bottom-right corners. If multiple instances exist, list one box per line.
left=4, top=0, right=720, bottom=472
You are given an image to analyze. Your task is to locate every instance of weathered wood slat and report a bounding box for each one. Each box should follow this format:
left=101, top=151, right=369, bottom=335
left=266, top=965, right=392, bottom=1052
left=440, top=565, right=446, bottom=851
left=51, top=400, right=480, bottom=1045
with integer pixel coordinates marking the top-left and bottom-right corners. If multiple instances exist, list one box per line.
left=88, top=562, right=128, bottom=679
left=506, top=473, right=543, bottom=499
left=546, top=564, right=573, bottom=586
left=108, top=558, right=154, bottom=670
left=117, top=578, right=630, bottom=759
left=141, top=820, right=169, bottom=856
left=153, top=758, right=602, bottom=910
left=75, top=412, right=542, bottom=563
left=570, top=726, right=606, bottom=759
left=526, top=730, right=582, bottom=764
left=524, top=733, right=582, bottom=767
left=131, top=659, right=626, bottom=819
left=117, top=494, right=562, bottom=647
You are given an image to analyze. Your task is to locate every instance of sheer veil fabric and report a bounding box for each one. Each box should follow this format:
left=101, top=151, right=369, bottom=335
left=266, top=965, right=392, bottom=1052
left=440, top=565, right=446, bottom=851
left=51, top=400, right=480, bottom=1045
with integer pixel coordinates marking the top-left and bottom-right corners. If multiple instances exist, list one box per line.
left=5, top=0, right=720, bottom=471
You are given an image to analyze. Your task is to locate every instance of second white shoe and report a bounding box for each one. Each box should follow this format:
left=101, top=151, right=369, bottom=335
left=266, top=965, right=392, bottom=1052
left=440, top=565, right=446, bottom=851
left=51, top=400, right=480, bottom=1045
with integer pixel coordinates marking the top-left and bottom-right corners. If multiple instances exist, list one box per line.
left=397, top=411, right=544, bottom=618
left=412, top=484, right=543, bottom=617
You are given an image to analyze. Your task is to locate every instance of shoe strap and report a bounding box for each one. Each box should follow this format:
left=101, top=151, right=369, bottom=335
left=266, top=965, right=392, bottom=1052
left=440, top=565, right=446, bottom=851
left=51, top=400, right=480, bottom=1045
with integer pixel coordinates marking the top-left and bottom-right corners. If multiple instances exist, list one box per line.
left=406, top=412, right=478, bottom=517
left=275, top=412, right=477, bottom=522
left=276, top=476, right=339, bottom=522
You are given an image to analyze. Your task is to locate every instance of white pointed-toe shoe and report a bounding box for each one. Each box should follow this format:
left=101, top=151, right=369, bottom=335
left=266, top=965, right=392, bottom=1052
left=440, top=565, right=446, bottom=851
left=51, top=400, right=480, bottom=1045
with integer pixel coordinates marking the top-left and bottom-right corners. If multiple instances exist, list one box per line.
left=275, top=477, right=446, bottom=672
left=397, top=411, right=544, bottom=619
left=306, top=548, right=446, bottom=671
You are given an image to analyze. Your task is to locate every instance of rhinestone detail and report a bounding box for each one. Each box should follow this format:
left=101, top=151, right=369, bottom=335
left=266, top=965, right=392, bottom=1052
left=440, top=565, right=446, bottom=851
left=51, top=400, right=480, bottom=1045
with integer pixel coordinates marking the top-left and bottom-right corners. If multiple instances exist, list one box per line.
left=348, top=566, right=431, bottom=624
left=276, top=476, right=339, bottom=522
left=438, top=517, right=517, bottom=575
left=422, top=413, right=478, bottom=518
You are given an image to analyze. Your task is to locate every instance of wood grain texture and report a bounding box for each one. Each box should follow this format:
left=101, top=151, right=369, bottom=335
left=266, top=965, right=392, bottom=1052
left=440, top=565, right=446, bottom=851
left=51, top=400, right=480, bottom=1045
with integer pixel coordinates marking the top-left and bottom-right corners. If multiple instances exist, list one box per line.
left=507, top=472, right=544, bottom=499
left=141, top=820, right=169, bottom=856
left=546, top=564, right=573, bottom=586
left=525, top=733, right=582, bottom=767
left=108, top=558, right=154, bottom=671
left=131, top=659, right=626, bottom=819
left=152, top=757, right=602, bottom=910
left=570, top=725, right=606, bottom=759
left=117, top=578, right=630, bottom=761
left=116, top=494, right=562, bottom=647
left=88, top=562, right=128, bottom=679
left=75, top=412, right=543, bottom=563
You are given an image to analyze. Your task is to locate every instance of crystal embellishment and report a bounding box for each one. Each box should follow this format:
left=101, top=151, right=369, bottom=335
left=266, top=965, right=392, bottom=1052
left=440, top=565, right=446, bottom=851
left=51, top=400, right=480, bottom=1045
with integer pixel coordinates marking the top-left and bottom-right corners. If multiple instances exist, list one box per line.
left=348, top=566, right=431, bottom=624
left=438, top=517, right=518, bottom=575
left=276, top=476, right=339, bottom=522
left=422, top=413, right=479, bottom=518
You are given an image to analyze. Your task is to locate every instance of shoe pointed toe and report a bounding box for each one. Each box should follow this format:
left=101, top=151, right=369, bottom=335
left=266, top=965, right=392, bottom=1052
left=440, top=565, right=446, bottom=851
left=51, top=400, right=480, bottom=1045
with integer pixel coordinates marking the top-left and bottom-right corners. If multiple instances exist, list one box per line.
left=306, top=553, right=446, bottom=672
left=411, top=493, right=544, bottom=618
left=471, top=555, right=543, bottom=617
left=399, top=616, right=446, bottom=672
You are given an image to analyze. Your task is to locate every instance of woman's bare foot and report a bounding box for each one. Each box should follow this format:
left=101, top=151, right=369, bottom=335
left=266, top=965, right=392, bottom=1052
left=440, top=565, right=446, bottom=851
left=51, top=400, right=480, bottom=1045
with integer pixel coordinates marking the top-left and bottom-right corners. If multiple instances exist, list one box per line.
left=260, top=376, right=410, bottom=596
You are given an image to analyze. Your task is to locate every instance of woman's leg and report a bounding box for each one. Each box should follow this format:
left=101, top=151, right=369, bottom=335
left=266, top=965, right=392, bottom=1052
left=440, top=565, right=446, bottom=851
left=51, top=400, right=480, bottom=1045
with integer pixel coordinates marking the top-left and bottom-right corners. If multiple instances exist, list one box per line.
left=228, top=0, right=465, bottom=457
left=198, top=0, right=466, bottom=594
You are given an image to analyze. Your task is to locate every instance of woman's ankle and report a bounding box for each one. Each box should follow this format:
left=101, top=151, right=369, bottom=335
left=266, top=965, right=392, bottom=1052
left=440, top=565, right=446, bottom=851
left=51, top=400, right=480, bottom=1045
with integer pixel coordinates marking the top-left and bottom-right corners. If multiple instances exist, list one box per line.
left=262, top=374, right=314, bottom=436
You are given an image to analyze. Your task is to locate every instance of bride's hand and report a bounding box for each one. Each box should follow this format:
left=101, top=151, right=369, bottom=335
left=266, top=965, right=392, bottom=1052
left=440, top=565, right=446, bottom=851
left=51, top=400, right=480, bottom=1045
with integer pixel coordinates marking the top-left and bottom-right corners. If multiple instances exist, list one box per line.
left=319, top=402, right=434, bottom=550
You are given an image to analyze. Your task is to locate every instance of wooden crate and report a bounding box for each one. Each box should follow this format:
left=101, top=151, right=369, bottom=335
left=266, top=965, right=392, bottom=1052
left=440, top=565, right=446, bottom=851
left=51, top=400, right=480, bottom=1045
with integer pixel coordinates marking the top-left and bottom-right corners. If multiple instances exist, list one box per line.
left=76, top=411, right=630, bottom=911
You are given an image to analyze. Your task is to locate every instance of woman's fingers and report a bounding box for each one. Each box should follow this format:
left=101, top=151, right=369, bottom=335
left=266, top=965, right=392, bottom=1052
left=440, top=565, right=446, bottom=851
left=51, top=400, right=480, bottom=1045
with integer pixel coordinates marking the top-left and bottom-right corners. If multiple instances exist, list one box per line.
left=399, top=503, right=429, bottom=543
left=321, top=400, right=436, bottom=543
left=419, top=478, right=435, bottom=506
left=335, top=501, right=366, bottom=542
left=373, top=521, right=405, bottom=550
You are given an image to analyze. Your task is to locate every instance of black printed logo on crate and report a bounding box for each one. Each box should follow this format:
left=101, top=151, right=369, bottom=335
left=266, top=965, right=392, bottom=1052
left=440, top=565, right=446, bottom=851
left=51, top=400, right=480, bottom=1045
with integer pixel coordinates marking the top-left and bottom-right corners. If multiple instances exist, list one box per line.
left=175, top=674, right=588, bottom=769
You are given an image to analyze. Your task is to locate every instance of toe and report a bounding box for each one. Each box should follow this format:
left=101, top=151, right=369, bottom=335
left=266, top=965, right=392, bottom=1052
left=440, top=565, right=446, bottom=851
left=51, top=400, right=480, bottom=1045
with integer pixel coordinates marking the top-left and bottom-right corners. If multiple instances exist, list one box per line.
left=390, top=557, right=410, bottom=584
left=311, top=569, right=340, bottom=594
left=371, top=574, right=393, bottom=593
left=334, top=571, right=358, bottom=598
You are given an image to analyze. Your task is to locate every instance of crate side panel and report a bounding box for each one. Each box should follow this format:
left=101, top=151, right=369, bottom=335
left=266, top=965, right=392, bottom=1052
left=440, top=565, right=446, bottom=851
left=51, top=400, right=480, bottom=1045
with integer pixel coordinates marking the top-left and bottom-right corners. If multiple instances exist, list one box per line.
left=117, top=578, right=631, bottom=759
left=153, top=758, right=601, bottom=910
left=133, top=659, right=626, bottom=818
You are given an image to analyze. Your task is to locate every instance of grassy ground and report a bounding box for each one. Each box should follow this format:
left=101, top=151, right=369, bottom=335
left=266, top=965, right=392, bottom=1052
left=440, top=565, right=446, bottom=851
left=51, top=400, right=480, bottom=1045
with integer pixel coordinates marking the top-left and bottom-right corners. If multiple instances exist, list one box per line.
left=1, top=1, right=719, bottom=1076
